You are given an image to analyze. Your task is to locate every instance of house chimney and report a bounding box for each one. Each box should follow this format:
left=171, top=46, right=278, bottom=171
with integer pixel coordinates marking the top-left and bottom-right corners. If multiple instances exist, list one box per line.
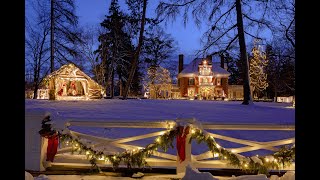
left=206, top=55, right=212, bottom=63
left=220, top=54, right=225, bottom=69
left=178, top=54, right=184, bottom=73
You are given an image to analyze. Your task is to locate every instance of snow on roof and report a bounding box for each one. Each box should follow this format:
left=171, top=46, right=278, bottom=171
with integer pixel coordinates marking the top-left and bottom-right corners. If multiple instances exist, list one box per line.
left=46, top=63, right=103, bottom=88
left=179, top=58, right=230, bottom=77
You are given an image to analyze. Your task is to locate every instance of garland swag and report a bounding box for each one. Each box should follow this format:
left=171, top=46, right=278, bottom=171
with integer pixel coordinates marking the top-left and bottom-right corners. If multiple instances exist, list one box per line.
left=58, top=124, right=294, bottom=175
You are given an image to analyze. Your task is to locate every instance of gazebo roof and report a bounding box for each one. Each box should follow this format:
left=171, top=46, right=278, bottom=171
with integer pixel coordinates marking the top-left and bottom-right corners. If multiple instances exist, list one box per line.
left=46, top=63, right=102, bottom=88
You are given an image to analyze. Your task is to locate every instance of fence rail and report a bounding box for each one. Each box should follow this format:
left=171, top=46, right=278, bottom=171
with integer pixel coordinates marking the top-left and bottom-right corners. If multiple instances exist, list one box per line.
left=52, top=120, right=295, bottom=173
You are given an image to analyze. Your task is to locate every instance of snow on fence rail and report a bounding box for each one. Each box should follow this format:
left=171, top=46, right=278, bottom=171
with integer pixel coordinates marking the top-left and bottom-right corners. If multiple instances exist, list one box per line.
left=51, top=119, right=295, bottom=173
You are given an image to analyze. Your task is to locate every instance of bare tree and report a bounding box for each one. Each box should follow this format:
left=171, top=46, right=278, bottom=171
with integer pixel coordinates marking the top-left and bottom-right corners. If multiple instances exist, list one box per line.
left=269, top=0, right=295, bottom=49
left=78, top=25, right=104, bottom=85
left=270, top=0, right=295, bottom=106
left=141, top=25, right=177, bottom=87
left=157, top=0, right=276, bottom=105
left=144, top=66, right=172, bottom=99
left=25, top=3, right=51, bottom=99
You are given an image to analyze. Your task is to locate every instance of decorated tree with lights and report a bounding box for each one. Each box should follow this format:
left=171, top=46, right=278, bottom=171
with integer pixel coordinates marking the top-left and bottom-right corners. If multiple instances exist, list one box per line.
left=144, top=66, right=171, bottom=99
left=249, top=45, right=269, bottom=99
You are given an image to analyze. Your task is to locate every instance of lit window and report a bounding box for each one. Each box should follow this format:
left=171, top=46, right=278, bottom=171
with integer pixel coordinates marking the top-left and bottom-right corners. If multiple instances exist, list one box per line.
left=217, top=78, right=221, bottom=86
left=189, top=78, right=195, bottom=85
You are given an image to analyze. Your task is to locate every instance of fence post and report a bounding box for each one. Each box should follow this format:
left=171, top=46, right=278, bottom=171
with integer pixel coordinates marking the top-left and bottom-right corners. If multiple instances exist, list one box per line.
left=25, top=111, right=47, bottom=171
left=176, top=132, right=192, bottom=174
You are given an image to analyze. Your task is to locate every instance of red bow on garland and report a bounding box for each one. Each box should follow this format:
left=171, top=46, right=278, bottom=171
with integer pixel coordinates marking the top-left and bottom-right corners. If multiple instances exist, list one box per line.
left=46, top=134, right=59, bottom=162
left=176, top=126, right=190, bottom=163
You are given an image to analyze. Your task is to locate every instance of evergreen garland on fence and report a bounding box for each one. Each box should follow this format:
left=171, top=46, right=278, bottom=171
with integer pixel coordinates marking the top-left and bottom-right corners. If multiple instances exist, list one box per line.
left=58, top=125, right=294, bottom=175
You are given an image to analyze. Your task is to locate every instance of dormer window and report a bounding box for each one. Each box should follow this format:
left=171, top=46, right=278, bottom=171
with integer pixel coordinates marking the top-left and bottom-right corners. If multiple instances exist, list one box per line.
left=199, top=59, right=212, bottom=76
left=189, top=78, right=195, bottom=85
left=217, top=78, right=221, bottom=86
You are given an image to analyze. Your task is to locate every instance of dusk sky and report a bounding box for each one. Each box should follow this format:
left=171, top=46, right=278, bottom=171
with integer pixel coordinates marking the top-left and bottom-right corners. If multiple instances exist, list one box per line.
left=75, top=0, right=207, bottom=63
left=25, top=0, right=273, bottom=64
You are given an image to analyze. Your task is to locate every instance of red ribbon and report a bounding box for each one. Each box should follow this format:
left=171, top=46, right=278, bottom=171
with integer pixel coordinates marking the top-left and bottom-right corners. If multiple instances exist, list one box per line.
left=46, top=134, right=59, bottom=162
left=176, top=126, right=190, bottom=163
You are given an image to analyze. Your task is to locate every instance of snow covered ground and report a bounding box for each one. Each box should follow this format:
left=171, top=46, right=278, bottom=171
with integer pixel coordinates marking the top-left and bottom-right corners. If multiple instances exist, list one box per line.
left=26, top=99, right=295, bottom=179
left=26, top=99, right=295, bottom=156
left=25, top=99, right=294, bottom=124
left=29, top=170, right=295, bottom=180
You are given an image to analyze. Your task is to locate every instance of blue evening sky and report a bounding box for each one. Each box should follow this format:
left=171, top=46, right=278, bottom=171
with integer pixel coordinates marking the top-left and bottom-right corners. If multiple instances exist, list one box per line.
left=75, top=0, right=207, bottom=63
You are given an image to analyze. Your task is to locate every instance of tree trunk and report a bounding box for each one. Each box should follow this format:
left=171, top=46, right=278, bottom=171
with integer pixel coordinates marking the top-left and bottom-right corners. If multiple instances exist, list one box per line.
left=50, top=0, right=54, bottom=73
left=104, top=63, right=110, bottom=98
left=119, top=72, right=123, bottom=96
left=33, top=83, right=39, bottom=99
left=49, top=0, right=55, bottom=100
left=122, top=0, right=147, bottom=100
left=110, top=68, right=114, bottom=98
left=274, top=86, right=278, bottom=102
left=103, top=43, right=110, bottom=98
left=235, top=0, right=252, bottom=105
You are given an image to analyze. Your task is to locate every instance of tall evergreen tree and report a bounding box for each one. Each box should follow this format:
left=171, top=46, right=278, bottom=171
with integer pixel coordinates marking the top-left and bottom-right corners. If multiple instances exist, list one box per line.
left=97, top=0, right=133, bottom=98
left=221, top=52, right=241, bottom=85
left=265, top=44, right=285, bottom=101
left=122, top=0, right=148, bottom=99
left=49, top=0, right=83, bottom=71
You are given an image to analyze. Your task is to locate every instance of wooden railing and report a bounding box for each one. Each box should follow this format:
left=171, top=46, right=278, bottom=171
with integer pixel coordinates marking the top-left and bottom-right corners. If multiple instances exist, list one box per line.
left=52, top=119, right=295, bottom=173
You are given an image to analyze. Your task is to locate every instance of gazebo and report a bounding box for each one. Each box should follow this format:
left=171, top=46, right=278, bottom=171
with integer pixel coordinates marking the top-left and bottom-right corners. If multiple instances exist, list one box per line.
left=44, top=63, right=104, bottom=100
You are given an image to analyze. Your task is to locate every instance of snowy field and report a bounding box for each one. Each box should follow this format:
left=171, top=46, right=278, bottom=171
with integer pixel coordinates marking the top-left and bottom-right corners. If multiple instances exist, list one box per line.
left=25, top=99, right=294, bottom=124
left=26, top=99, right=295, bottom=179
left=26, top=99, right=295, bottom=156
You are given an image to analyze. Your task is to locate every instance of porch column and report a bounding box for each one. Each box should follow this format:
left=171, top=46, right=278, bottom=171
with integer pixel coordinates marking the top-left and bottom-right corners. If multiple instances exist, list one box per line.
left=25, top=111, right=48, bottom=171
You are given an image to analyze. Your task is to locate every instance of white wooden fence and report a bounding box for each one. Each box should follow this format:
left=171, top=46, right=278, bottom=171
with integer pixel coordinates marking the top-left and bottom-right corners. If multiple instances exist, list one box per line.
left=50, top=119, right=295, bottom=173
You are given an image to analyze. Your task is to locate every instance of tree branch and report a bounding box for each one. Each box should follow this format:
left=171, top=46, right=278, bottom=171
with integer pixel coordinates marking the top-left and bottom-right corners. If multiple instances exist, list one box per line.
left=211, top=3, right=236, bottom=25
left=243, top=13, right=271, bottom=29
left=244, top=30, right=263, bottom=40
left=202, top=24, right=237, bottom=52
left=160, top=0, right=196, bottom=7
left=223, top=34, right=239, bottom=52
left=285, top=17, right=295, bottom=48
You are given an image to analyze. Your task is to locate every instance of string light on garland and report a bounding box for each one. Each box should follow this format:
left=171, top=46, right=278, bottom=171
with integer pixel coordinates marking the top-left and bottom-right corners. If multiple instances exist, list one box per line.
left=57, top=124, right=294, bottom=175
